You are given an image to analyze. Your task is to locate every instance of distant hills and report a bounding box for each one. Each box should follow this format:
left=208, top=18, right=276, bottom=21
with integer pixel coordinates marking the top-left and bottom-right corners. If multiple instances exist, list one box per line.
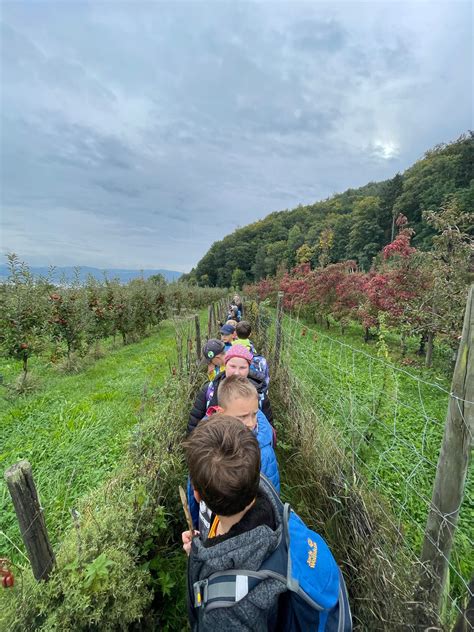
left=0, top=264, right=182, bottom=284
left=185, top=132, right=473, bottom=287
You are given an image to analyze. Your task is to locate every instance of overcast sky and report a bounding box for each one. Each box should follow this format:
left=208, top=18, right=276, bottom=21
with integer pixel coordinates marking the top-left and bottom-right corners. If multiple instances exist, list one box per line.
left=1, top=1, right=472, bottom=272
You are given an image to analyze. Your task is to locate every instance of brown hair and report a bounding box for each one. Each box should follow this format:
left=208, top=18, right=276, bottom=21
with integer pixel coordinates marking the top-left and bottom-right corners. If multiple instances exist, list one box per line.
left=183, top=415, right=260, bottom=516
left=217, top=374, right=258, bottom=408
left=236, top=320, right=252, bottom=338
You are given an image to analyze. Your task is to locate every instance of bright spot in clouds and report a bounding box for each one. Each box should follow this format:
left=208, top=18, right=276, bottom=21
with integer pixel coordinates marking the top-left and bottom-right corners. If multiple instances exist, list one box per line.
left=373, top=140, right=400, bottom=160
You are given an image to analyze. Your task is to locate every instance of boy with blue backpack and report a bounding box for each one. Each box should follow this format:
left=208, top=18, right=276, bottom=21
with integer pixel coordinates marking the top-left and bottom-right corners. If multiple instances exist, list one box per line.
left=188, top=376, right=279, bottom=537
left=182, top=416, right=352, bottom=631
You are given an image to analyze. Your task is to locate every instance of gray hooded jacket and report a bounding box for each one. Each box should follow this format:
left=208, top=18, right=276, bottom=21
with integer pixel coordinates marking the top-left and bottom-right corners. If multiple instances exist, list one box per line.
left=187, top=476, right=286, bottom=631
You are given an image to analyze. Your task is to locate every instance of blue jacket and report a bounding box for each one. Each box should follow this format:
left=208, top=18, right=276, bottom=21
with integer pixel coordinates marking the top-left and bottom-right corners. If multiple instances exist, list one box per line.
left=255, top=409, right=279, bottom=493
left=187, top=410, right=280, bottom=531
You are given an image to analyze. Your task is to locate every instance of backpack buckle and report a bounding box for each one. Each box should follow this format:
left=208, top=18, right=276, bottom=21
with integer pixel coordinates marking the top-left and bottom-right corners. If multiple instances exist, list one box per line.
left=193, top=579, right=208, bottom=608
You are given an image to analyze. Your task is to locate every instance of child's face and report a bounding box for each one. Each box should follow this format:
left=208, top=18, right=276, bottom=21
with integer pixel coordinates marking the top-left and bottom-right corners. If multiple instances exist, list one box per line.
left=221, top=334, right=233, bottom=344
left=222, top=396, right=258, bottom=431
left=212, top=352, right=226, bottom=367
left=225, top=358, right=250, bottom=377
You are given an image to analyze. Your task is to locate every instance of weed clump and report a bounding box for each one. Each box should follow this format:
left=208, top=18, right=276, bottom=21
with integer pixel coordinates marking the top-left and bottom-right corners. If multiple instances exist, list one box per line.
left=13, top=372, right=40, bottom=394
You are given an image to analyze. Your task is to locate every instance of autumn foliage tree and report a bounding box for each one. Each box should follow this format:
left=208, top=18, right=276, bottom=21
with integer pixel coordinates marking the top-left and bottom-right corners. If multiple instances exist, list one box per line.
left=363, top=215, right=432, bottom=352
left=417, top=200, right=473, bottom=366
left=245, top=204, right=472, bottom=363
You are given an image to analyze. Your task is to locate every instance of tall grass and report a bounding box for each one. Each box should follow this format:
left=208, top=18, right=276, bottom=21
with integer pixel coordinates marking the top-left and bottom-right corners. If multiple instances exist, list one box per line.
left=0, top=320, right=177, bottom=563
left=269, top=366, right=424, bottom=629
left=0, top=357, right=197, bottom=631
left=246, top=299, right=471, bottom=629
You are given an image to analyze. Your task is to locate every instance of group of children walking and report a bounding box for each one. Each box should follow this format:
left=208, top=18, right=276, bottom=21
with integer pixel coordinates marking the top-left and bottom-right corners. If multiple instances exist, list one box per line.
left=181, top=297, right=352, bottom=631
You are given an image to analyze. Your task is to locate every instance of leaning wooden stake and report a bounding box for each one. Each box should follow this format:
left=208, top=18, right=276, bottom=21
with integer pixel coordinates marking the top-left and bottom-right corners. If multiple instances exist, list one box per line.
left=211, top=303, right=217, bottom=334
left=194, top=314, right=201, bottom=361
left=179, top=485, right=194, bottom=534
left=207, top=305, right=213, bottom=338
left=274, top=291, right=284, bottom=368
left=219, top=298, right=226, bottom=323
left=418, top=285, right=474, bottom=618
left=5, top=460, right=55, bottom=581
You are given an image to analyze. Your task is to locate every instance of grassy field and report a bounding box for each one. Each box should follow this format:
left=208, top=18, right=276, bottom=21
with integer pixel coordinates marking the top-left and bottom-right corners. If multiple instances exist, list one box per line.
left=0, top=319, right=180, bottom=563
left=281, top=314, right=473, bottom=603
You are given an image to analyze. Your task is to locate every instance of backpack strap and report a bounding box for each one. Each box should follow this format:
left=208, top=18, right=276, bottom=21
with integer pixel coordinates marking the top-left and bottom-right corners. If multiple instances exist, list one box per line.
left=259, top=473, right=284, bottom=510
left=337, top=568, right=353, bottom=631
left=193, top=567, right=287, bottom=612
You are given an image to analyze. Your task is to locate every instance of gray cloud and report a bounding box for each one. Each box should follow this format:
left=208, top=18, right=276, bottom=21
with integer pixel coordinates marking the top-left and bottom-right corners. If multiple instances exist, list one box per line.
left=1, top=1, right=472, bottom=271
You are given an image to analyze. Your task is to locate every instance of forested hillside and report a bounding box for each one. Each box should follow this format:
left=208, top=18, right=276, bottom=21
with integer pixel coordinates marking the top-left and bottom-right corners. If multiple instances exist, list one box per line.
left=186, top=133, right=473, bottom=287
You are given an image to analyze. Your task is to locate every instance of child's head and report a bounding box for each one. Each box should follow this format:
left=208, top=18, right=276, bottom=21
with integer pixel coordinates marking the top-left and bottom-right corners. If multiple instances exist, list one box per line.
left=218, top=375, right=259, bottom=431
left=183, top=415, right=260, bottom=517
left=236, top=320, right=252, bottom=339
left=225, top=344, right=253, bottom=377
left=202, top=339, right=226, bottom=368
left=226, top=319, right=238, bottom=329
left=220, top=323, right=236, bottom=344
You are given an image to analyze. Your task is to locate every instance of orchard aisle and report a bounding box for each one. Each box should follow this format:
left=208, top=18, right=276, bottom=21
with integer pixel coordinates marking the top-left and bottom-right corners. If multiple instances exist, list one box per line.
left=0, top=319, right=177, bottom=561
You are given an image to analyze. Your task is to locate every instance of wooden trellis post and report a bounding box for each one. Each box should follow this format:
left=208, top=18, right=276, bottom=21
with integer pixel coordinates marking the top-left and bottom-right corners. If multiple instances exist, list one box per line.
left=195, top=314, right=201, bottom=360
left=5, top=460, right=55, bottom=581
left=211, top=303, right=217, bottom=334
left=418, top=285, right=473, bottom=619
left=219, top=298, right=226, bottom=323
left=207, top=305, right=213, bottom=338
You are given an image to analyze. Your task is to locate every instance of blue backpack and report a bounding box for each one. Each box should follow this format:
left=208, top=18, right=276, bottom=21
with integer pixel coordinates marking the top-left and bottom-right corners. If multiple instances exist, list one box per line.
left=251, top=354, right=270, bottom=393
left=192, top=476, right=352, bottom=631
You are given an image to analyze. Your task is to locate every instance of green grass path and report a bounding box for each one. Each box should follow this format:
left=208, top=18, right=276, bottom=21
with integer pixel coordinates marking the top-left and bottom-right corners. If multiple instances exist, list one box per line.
left=0, top=320, right=178, bottom=561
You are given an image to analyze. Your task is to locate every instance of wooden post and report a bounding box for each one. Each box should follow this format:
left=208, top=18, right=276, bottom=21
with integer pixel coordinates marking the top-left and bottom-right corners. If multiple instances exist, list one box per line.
left=194, top=314, right=201, bottom=361
left=207, top=305, right=213, bottom=338
left=274, top=291, right=284, bottom=368
left=186, top=335, right=192, bottom=374
left=219, top=298, right=226, bottom=323
left=175, top=329, right=183, bottom=374
left=418, top=285, right=474, bottom=617
left=211, top=303, right=217, bottom=334
left=5, top=460, right=55, bottom=581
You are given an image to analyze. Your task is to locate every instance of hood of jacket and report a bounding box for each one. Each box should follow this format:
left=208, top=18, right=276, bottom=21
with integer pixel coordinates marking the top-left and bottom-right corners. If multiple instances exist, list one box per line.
left=189, top=476, right=282, bottom=579
left=256, top=409, right=272, bottom=449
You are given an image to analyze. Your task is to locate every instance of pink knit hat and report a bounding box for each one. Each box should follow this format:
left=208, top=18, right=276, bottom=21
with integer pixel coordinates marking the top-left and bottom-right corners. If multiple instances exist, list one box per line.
left=224, top=344, right=253, bottom=365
